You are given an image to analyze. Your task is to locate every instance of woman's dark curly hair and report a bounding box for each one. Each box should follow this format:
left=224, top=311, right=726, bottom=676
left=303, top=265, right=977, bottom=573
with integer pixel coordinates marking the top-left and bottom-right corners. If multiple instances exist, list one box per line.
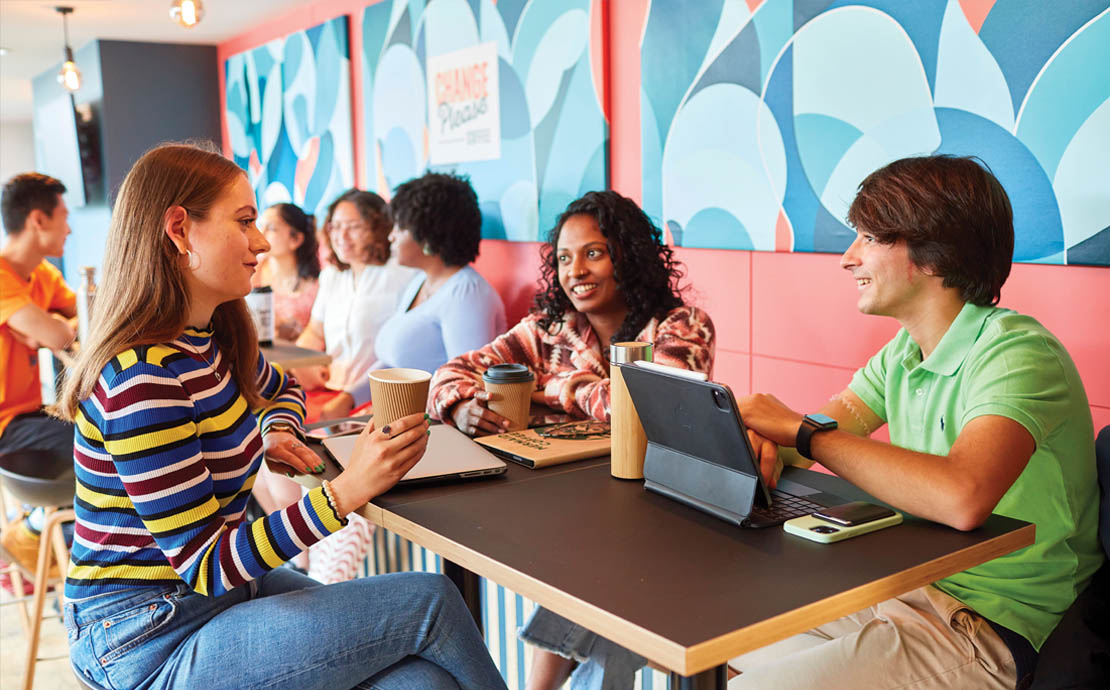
left=267, top=202, right=320, bottom=282
left=532, top=191, right=685, bottom=343
left=390, top=173, right=482, bottom=267
left=331, top=188, right=391, bottom=265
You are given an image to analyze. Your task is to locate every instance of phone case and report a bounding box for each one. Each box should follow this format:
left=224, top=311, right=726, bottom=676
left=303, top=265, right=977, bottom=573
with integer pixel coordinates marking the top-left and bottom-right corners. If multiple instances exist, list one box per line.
left=783, top=512, right=903, bottom=543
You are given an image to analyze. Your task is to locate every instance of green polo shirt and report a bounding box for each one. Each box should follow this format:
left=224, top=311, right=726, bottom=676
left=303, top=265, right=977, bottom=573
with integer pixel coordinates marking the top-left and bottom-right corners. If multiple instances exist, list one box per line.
left=849, top=302, right=1101, bottom=649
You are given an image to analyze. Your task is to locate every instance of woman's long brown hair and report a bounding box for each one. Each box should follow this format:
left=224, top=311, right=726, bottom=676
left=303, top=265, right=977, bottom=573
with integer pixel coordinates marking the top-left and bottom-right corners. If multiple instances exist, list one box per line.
left=58, top=142, right=265, bottom=419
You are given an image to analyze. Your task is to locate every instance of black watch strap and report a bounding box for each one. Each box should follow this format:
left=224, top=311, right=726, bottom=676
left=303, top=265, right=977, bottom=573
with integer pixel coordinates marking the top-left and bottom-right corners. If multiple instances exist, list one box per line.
left=795, top=414, right=837, bottom=460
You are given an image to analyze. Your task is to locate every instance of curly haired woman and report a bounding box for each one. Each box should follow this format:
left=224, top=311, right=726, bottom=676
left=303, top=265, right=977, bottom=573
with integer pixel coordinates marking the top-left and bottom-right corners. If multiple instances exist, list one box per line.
left=429, top=190, right=715, bottom=436
left=428, top=190, right=716, bottom=690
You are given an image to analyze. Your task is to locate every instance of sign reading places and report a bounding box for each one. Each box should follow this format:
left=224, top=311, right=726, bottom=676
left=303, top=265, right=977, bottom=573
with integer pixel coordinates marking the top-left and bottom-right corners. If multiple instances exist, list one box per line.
left=426, top=42, right=501, bottom=165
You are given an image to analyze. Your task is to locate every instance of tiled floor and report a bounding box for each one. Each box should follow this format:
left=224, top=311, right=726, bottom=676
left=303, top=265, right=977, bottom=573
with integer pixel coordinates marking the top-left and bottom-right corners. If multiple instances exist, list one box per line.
left=0, top=585, right=79, bottom=690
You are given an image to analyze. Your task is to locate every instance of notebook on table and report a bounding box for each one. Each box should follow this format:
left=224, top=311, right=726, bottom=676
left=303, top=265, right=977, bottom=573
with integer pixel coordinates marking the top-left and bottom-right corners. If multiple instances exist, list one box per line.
left=475, top=421, right=611, bottom=468
left=619, top=362, right=851, bottom=528
left=322, top=423, right=506, bottom=485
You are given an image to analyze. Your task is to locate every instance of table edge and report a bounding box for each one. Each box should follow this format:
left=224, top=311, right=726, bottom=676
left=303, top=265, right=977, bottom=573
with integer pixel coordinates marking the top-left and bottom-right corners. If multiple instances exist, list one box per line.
left=377, top=508, right=1034, bottom=675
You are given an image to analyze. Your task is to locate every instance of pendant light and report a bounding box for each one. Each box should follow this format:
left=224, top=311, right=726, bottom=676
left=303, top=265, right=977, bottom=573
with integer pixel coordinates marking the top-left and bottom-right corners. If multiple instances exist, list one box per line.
left=55, top=6, right=81, bottom=93
left=169, top=0, right=205, bottom=29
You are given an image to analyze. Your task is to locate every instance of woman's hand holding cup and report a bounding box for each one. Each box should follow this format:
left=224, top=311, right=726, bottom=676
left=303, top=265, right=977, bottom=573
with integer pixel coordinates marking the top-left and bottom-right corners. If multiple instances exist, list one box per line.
left=450, top=391, right=512, bottom=437
left=327, top=412, right=430, bottom=515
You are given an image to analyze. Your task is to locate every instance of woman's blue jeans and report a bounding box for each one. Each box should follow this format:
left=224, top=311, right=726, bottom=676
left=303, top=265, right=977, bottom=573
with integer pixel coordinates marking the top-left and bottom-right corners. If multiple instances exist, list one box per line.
left=65, top=569, right=508, bottom=690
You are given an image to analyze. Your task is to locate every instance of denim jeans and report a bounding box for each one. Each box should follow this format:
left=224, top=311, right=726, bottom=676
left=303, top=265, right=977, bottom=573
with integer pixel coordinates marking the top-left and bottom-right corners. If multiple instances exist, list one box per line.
left=65, top=568, right=507, bottom=690
left=519, top=607, right=645, bottom=690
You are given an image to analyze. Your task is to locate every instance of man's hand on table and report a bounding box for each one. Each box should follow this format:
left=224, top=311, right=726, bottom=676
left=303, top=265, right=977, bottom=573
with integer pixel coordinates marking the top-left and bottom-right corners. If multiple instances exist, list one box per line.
left=736, top=393, right=807, bottom=488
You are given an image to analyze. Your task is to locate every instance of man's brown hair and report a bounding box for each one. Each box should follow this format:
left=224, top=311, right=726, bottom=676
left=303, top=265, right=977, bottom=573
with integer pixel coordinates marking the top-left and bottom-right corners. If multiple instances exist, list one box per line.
left=847, top=155, right=1014, bottom=306
left=2, top=173, right=66, bottom=235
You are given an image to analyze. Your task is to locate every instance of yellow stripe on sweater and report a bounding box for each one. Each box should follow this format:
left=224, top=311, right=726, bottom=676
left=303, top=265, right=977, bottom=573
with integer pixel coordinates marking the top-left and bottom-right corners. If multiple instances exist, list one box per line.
left=196, top=396, right=249, bottom=435
left=104, top=421, right=196, bottom=457
left=308, top=486, right=346, bottom=532
left=250, top=519, right=285, bottom=570
left=194, top=547, right=214, bottom=596
left=75, top=483, right=134, bottom=511
left=142, top=496, right=220, bottom=534
left=74, top=410, right=103, bottom=442
left=67, top=562, right=179, bottom=583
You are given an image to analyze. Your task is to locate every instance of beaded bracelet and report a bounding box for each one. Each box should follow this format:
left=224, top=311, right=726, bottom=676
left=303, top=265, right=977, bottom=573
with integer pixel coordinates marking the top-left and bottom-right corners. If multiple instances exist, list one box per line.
left=320, top=479, right=348, bottom=526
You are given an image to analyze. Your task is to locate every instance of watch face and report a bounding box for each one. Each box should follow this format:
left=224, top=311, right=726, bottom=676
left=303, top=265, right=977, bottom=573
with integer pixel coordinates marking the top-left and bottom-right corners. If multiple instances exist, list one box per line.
left=805, top=413, right=838, bottom=430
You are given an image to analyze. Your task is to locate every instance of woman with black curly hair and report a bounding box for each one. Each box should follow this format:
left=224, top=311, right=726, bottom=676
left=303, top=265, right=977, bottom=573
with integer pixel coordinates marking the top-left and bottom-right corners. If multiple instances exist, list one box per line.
left=428, top=189, right=715, bottom=436
left=429, top=190, right=716, bottom=689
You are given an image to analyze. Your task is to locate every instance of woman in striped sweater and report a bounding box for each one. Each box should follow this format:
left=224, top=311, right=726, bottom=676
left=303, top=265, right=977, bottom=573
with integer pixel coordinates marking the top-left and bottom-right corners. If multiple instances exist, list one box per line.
left=57, top=143, right=506, bottom=690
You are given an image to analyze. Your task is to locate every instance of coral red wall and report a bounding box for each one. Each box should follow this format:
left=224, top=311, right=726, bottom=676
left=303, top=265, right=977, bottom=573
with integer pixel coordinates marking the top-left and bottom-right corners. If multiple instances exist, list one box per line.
left=220, top=0, right=1109, bottom=431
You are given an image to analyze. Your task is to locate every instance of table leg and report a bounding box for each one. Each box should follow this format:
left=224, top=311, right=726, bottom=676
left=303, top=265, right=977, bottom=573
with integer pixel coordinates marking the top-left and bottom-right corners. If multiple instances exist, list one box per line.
left=669, top=664, right=727, bottom=690
left=442, top=559, right=483, bottom=636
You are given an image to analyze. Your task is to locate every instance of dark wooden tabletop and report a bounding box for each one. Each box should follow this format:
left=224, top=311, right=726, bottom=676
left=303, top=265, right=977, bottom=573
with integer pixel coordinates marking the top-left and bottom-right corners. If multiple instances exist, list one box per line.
left=303, top=443, right=1033, bottom=675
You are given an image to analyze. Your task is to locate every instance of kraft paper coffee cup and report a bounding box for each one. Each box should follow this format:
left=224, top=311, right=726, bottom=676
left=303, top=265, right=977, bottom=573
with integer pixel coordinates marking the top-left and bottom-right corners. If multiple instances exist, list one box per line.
left=482, top=364, right=535, bottom=431
left=369, top=368, right=432, bottom=428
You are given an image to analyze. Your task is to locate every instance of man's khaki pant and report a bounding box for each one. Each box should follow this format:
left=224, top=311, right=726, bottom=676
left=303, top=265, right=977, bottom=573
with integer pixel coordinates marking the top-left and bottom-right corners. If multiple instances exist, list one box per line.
left=728, top=585, right=1016, bottom=689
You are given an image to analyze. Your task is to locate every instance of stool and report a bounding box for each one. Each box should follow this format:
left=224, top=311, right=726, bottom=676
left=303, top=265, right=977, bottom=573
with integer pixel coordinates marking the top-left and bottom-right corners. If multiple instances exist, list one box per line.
left=0, top=450, right=76, bottom=690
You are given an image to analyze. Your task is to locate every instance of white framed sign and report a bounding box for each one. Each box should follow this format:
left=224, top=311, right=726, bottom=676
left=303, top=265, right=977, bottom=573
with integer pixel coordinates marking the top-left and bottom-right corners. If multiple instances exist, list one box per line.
left=427, top=41, right=501, bottom=165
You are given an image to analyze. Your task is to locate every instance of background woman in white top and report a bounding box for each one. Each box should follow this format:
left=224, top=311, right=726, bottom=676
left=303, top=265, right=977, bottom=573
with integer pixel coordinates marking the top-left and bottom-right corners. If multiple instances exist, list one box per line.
left=296, top=190, right=416, bottom=420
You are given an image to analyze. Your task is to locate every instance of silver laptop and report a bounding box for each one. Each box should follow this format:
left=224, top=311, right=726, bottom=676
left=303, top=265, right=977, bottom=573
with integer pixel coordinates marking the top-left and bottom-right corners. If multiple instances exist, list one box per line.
left=322, top=423, right=507, bottom=485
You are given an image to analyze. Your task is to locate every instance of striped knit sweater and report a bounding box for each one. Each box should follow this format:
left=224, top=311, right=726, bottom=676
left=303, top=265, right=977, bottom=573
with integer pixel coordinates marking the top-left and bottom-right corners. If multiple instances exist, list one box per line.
left=429, top=306, right=715, bottom=425
left=66, top=327, right=347, bottom=599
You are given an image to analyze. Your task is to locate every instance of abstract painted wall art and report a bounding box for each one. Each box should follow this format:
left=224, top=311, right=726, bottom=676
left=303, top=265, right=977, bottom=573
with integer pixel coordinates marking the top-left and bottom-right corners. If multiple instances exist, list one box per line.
left=224, top=16, right=355, bottom=220
left=641, top=0, right=1110, bottom=265
left=361, top=0, right=608, bottom=241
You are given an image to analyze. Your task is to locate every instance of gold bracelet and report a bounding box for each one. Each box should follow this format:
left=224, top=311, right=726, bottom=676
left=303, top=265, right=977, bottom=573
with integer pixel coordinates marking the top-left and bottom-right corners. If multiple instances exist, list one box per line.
left=320, top=480, right=348, bottom=525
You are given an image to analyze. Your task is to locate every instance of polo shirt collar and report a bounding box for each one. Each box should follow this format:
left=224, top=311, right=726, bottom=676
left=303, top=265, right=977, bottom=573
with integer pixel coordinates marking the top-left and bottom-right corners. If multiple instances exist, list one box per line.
left=914, top=302, right=993, bottom=377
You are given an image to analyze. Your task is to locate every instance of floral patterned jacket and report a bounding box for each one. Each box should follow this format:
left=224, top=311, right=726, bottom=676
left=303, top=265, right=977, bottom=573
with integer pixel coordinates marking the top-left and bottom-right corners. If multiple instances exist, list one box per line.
left=428, top=305, right=715, bottom=425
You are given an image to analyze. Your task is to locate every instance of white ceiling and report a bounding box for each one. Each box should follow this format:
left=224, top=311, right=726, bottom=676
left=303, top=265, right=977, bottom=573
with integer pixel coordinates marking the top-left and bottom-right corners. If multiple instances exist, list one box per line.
left=0, top=0, right=309, bottom=122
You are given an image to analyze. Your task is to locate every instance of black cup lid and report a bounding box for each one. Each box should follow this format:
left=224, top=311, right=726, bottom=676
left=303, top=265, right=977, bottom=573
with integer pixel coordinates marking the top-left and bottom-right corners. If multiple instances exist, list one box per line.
left=482, top=363, right=534, bottom=384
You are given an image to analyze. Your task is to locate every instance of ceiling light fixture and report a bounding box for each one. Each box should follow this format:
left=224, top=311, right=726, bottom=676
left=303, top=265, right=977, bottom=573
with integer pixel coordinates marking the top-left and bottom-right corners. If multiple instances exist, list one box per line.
left=55, top=6, right=81, bottom=93
left=169, top=0, right=205, bottom=29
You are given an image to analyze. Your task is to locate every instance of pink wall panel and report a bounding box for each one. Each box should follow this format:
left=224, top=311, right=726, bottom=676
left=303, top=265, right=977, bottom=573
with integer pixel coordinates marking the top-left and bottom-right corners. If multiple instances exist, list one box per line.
left=751, top=252, right=900, bottom=366
left=674, top=247, right=750, bottom=354
left=999, top=263, right=1110, bottom=408
left=471, top=240, right=543, bottom=326
left=1093, top=406, right=1110, bottom=435
left=750, top=356, right=855, bottom=413
left=712, top=351, right=750, bottom=398
left=609, top=0, right=649, bottom=201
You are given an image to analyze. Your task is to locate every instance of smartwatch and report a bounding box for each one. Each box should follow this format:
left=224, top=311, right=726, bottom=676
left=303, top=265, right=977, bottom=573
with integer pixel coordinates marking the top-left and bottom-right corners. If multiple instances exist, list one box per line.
left=795, top=413, right=838, bottom=460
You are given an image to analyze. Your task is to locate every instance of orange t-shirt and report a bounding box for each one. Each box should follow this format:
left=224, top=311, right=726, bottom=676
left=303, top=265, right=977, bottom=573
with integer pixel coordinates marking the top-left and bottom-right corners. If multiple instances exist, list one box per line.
left=0, top=258, right=76, bottom=435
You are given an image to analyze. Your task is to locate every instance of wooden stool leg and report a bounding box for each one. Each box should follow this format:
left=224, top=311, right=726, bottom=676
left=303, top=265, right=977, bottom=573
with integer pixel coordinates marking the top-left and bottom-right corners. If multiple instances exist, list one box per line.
left=49, top=511, right=73, bottom=589
left=22, top=507, right=60, bottom=690
left=0, top=487, right=32, bottom=633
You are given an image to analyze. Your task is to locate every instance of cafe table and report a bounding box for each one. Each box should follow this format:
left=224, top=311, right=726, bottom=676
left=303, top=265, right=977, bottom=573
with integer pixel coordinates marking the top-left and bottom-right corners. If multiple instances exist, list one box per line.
left=299, top=440, right=1033, bottom=690
left=259, top=342, right=331, bottom=368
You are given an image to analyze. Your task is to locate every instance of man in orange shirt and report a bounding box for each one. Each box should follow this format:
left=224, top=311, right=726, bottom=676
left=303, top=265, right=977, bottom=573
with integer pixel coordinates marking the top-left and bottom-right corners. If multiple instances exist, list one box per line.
left=0, top=172, right=77, bottom=574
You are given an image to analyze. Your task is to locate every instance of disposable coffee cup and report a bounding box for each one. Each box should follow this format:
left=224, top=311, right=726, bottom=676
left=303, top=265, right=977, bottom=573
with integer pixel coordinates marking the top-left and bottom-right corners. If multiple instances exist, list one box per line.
left=246, top=286, right=274, bottom=346
left=482, top=364, right=535, bottom=431
left=368, top=368, right=432, bottom=428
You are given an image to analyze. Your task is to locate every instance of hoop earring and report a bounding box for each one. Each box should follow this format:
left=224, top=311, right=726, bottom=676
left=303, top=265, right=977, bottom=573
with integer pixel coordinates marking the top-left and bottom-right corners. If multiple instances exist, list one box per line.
left=421, top=243, right=434, bottom=256
left=186, top=250, right=200, bottom=271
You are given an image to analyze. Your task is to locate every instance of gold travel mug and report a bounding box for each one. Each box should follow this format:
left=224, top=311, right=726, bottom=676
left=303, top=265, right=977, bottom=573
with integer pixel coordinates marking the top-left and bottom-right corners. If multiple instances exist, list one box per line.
left=610, top=341, right=653, bottom=479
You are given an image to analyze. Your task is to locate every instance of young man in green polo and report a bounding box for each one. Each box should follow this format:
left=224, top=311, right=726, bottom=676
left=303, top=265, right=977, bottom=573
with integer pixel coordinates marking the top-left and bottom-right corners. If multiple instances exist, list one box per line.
left=733, top=155, right=1101, bottom=689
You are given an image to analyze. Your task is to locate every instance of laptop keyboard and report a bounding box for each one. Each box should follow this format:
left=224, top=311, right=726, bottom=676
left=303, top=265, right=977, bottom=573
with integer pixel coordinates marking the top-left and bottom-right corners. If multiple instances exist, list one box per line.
left=749, top=489, right=825, bottom=525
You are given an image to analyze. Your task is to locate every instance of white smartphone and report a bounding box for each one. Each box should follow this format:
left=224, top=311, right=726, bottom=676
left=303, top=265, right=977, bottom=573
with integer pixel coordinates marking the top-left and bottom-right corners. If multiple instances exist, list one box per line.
left=784, top=502, right=903, bottom=543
